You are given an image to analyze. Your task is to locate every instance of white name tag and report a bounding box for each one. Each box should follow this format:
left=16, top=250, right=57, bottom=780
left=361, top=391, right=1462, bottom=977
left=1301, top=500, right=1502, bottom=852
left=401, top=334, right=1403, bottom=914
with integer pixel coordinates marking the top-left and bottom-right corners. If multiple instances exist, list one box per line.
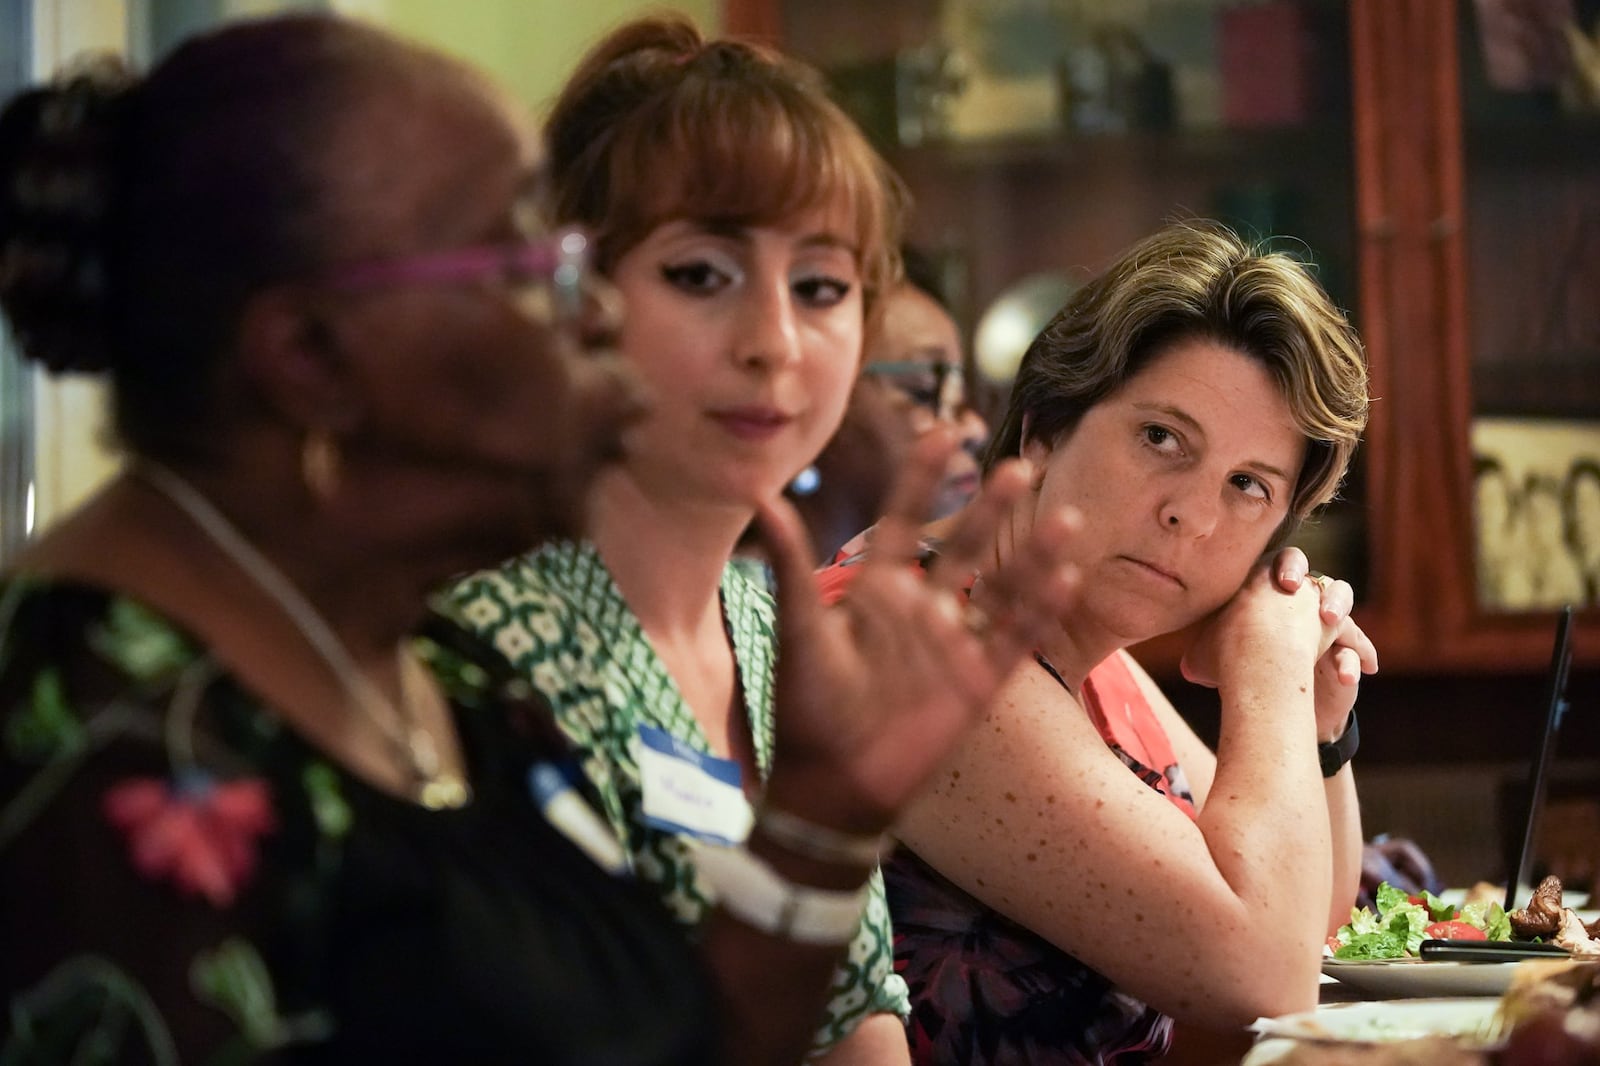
left=636, top=724, right=752, bottom=845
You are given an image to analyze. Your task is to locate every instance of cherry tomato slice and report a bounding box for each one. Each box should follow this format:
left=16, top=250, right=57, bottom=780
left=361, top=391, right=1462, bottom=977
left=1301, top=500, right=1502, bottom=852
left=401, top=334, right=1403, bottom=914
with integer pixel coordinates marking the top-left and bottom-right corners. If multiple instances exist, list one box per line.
left=1424, top=920, right=1487, bottom=941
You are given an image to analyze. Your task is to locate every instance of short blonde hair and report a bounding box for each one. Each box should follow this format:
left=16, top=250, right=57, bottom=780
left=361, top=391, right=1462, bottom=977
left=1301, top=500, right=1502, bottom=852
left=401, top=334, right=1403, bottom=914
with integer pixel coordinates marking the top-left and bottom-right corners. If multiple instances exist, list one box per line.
left=987, top=220, right=1370, bottom=546
left=543, top=15, right=906, bottom=312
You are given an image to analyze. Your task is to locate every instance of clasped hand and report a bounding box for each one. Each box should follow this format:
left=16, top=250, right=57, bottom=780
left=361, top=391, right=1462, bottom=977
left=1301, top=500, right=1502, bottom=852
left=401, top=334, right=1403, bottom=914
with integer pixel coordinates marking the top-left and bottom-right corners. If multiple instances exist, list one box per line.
left=1181, top=547, right=1378, bottom=741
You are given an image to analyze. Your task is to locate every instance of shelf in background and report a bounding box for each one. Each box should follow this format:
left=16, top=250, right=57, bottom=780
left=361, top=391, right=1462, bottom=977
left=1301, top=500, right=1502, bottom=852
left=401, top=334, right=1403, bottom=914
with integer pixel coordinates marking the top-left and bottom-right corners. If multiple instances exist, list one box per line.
left=884, top=122, right=1353, bottom=176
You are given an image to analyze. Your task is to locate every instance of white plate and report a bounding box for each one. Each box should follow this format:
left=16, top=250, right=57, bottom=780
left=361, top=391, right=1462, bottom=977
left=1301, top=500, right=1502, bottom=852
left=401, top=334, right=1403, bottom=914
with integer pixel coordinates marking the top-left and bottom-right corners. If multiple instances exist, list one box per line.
left=1244, top=998, right=1503, bottom=1064
left=1320, top=955, right=1530, bottom=998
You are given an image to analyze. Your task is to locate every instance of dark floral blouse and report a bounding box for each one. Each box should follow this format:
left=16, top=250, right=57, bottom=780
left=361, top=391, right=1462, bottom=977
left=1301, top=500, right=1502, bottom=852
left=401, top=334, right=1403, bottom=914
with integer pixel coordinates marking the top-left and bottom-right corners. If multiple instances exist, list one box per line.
left=884, top=652, right=1191, bottom=1066
left=0, top=578, right=718, bottom=1065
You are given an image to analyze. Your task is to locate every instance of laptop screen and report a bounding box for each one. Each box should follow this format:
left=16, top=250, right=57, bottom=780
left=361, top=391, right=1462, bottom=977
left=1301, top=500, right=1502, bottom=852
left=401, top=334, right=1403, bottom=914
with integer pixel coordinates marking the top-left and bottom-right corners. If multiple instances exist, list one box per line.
left=1505, top=604, right=1576, bottom=912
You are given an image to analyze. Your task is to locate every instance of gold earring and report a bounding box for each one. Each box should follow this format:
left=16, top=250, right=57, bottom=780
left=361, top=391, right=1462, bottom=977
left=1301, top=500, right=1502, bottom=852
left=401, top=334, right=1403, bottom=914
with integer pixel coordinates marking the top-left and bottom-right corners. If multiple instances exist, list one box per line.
left=302, top=430, right=342, bottom=502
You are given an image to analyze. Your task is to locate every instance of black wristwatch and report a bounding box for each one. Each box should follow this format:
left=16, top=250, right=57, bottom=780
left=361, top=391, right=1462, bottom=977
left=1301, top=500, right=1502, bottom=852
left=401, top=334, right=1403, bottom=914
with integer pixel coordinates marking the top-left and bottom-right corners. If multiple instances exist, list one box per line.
left=1318, top=710, right=1359, bottom=778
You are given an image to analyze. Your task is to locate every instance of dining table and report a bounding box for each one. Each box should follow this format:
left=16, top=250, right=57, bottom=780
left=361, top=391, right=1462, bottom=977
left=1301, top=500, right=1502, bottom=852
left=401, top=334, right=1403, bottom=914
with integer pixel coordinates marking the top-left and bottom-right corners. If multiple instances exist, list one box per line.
left=1160, top=888, right=1597, bottom=1064
left=1161, top=974, right=1376, bottom=1066
left=1162, top=952, right=1551, bottom=1065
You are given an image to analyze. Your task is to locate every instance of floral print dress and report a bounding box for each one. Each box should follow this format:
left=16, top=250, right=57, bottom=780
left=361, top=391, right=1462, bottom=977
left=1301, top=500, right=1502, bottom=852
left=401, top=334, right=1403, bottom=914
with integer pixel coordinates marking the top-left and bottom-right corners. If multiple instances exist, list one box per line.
left=0, top=578, right=718, bottom=1065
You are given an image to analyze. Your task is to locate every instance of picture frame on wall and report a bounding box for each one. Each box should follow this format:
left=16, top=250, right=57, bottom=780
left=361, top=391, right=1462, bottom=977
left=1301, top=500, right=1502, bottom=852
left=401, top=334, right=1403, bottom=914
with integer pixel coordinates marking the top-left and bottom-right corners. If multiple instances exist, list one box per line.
left=1472, top=416, right=1600, bottom=610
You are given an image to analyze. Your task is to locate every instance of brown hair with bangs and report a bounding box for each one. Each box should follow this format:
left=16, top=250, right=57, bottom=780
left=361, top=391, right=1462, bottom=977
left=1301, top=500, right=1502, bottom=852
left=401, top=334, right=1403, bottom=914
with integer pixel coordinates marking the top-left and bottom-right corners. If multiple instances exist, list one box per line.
left=544, top=15, right=906, bottom=312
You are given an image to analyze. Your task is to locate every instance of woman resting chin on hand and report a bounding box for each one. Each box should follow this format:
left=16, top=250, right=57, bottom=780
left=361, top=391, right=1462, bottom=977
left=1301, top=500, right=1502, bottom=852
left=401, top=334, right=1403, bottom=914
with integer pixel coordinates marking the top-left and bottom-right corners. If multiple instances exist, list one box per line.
left=818, top=220, right=1377, bottom=1064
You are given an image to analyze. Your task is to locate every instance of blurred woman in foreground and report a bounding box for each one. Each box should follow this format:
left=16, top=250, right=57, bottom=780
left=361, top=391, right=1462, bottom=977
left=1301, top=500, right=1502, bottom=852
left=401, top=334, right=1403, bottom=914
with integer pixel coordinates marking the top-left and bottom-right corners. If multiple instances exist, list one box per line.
left=0, top=14, right=1077, bottom=1064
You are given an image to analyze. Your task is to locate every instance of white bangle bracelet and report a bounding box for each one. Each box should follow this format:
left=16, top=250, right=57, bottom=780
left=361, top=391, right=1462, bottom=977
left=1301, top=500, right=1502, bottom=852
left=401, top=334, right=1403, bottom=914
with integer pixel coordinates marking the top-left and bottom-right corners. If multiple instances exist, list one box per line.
left=687, top=839, right=870, bottom=946
left=755, top=805, right=887, bottom=867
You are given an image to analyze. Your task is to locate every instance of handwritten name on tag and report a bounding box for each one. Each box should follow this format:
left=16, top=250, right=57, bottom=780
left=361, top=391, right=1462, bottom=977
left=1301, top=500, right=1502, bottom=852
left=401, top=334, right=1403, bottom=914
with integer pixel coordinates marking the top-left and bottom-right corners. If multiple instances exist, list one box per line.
left=636, top=724, right=752, bottom=845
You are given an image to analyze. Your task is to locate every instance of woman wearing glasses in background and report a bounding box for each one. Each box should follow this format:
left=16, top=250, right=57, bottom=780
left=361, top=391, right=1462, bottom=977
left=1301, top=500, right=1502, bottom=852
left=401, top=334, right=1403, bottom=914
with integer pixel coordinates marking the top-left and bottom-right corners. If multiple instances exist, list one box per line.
left=791, top=244, right=989, bottom=562
left=0, top=14, right=1079, bottom=1064
left=864, top=244, right=990, bottom=520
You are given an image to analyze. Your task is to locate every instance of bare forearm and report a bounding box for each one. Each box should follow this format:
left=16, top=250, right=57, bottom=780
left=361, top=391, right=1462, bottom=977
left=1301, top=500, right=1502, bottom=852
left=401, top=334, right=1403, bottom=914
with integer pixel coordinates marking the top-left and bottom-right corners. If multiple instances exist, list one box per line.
left=1203, top=662, right=1334, bottom=941
left=896, top=665, right=1331, bottom=1025
left=1324, top=766, right=1363, bottom=935
left=1190, top=758, right=1328, bottom=1018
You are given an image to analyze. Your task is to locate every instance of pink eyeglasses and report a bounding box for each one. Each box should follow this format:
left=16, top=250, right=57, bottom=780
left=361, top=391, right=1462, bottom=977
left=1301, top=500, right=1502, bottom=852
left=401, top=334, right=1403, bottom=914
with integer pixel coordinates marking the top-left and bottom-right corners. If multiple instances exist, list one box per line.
left=323, top=227, right=593, bottom=323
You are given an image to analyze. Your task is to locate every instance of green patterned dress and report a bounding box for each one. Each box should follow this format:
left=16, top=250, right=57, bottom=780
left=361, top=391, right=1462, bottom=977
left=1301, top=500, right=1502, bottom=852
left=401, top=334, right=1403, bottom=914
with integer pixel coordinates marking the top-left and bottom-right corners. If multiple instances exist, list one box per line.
left=450, top=540, right=909, bottom=1055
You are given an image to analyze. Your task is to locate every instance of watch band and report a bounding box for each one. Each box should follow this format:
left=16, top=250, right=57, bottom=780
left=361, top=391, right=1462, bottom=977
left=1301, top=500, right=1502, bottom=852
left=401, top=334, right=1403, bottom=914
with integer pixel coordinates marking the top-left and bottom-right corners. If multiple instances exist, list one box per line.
left=687, top=840, right=870, bottom=945
left=1318, top=709, right=1359, bottom=778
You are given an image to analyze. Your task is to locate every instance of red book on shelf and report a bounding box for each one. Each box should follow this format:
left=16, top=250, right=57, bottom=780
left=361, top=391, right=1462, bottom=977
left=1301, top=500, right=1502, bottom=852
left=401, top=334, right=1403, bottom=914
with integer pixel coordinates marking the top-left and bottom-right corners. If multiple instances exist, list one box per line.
left=1219, top=1, right=1316, bottom=127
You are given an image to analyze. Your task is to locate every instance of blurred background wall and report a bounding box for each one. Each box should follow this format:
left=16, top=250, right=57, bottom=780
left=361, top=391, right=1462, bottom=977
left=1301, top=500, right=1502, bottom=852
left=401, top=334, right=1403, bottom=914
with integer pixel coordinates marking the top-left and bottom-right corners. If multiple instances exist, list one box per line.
left=138, top=0, right=718, bottom=113
left=1, top=0, right=720, bottom=546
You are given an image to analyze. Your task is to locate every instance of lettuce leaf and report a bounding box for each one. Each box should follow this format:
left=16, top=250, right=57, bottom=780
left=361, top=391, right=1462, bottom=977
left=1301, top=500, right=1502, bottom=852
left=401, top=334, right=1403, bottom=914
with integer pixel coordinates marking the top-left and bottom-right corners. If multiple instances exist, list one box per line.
left=1334, top=929, right=1408, bottom=959
left=1333, top=881, right=1479, bottom=958
left=1422, top=889, right=1457, bottom=922
left=1340, top=904, right=1383, bottom=939
left=1375, top=882, right=1410, bottom=915
left=1457, top=899, right=1512, bottom=941
left=1392, top=907, right=1428, bottom=955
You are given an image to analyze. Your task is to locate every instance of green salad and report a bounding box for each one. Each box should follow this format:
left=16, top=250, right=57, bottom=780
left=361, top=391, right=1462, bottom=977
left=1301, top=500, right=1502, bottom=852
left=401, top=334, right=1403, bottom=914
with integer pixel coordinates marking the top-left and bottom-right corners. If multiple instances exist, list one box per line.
left=1329, top=882, right=1513, bottom=959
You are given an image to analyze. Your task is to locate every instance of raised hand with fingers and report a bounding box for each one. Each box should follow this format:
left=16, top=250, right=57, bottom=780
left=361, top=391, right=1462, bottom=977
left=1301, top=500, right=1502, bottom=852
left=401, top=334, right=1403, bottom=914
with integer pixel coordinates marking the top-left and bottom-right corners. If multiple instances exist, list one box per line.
left=755, top=428, right=1082, bottom=833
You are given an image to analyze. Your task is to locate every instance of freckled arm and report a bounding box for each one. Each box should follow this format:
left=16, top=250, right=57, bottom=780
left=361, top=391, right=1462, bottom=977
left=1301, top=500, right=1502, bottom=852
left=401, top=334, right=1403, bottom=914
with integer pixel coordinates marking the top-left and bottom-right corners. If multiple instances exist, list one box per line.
left=894, top=620, right=1331, bottom=1028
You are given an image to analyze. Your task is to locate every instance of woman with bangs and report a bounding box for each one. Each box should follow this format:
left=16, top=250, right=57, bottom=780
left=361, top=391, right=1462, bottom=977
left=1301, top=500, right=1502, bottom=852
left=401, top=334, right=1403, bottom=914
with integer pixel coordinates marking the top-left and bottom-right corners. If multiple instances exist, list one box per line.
left=450, top=16, right=924, bottom=1062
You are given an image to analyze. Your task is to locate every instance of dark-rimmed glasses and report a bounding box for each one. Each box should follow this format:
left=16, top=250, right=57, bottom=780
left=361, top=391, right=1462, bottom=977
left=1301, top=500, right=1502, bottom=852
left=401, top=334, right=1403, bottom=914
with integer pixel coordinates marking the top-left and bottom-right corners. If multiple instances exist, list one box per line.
left=861, top=359, right=964, bottom=421
left=322, top=226, right=593, bottom=324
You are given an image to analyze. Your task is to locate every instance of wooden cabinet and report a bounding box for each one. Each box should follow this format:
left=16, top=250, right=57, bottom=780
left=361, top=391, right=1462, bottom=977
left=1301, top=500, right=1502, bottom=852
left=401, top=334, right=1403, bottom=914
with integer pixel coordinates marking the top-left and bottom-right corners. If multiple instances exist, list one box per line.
left=1351, top=2, right=1597, bottom=674
left=731, top=0, right=1599, bottom=678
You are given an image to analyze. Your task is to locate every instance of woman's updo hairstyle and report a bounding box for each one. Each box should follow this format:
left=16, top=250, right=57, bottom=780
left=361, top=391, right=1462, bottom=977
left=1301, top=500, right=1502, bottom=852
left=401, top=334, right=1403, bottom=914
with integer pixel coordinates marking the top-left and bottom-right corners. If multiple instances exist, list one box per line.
left=0, top=15, right=409, bottom=459
left=0, top=58, right=133, bottom=374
